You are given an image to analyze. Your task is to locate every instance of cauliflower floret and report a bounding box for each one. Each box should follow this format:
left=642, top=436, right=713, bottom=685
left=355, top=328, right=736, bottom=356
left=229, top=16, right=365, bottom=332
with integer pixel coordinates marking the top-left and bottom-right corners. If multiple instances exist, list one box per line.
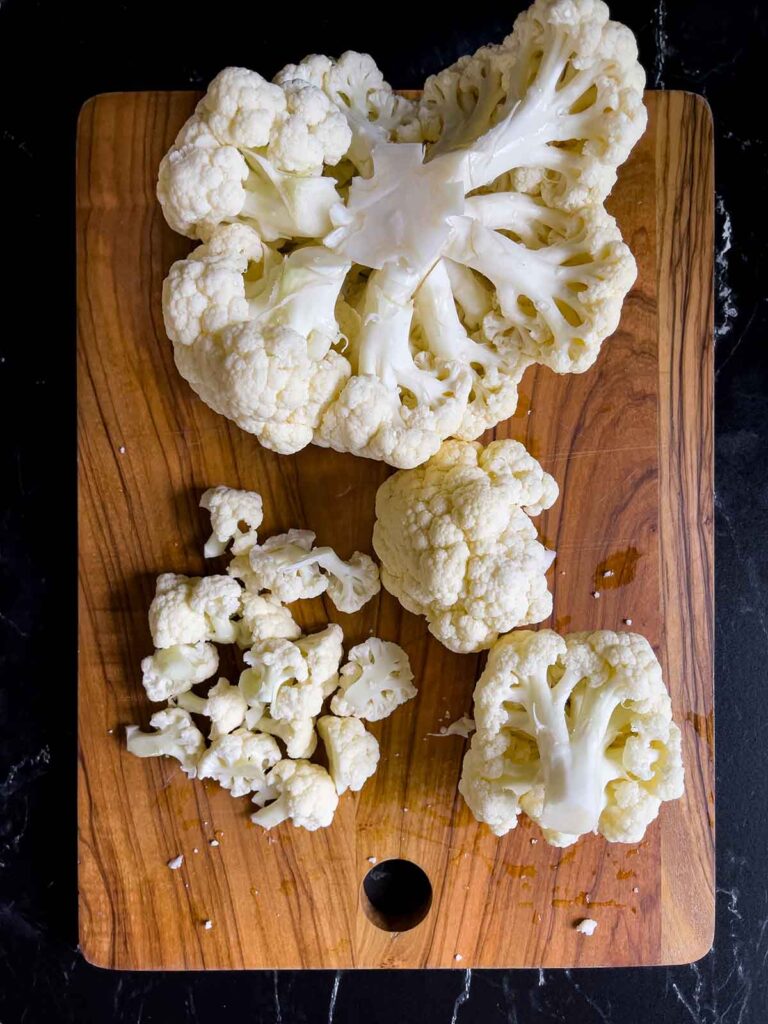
left=295, top=625, right=344, bottom=695
left=157, top=68, right=350, bottom=241
left=148, top=573, right=242, bottom=648
left=250, top=759, right=338, bottom=831
left=140, top=641, right=219, bottom=702
left=197, top=727, right=281, bottom=799
left=246, top=530, right=327, bottom=602
left=125, top=708, right=205, bottom=778
left=175, top=677, right=248, bottom=739
left=247, top=531, right=379, bottom=612
left=318, top=715, right=380, bottom=795
left=200, top=484, right=264, bottom=557
left=239, top=637, right=308, bottom=708
left=236, top=592, right=301, bottom=647
left=373, top=439, right=558, bottom=653
left=330, top=638, right=416, bottom=721
left=459, top=629, right=685, bottom=845
left=250, top=712, right=318, bottom=759
left=276, top=50, right=418, bottom=175
left=162, top=224, right=268, bottom=348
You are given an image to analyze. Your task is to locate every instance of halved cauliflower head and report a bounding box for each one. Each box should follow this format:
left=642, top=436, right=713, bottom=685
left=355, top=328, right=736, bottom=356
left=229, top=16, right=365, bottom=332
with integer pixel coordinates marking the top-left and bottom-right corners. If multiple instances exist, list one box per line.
left=318, top=715, right=380, bottom=795
left=158, top=2, right=644, bottom=468
left=373, top=439, right=558, bottom=653
left=459, top=629, right=685, bottom=845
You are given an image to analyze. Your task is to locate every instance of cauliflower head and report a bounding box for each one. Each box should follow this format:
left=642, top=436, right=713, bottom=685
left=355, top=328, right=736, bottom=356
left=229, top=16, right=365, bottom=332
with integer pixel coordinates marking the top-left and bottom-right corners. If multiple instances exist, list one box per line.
left=459, top=629, right=685, bottom=845
left=250, top=759, right=339, bottom=831
left=158, top=2, right=644, bottom=468
left=373, top=439, right=558, bottom=653
left=330, top=638, right=416, bottom=721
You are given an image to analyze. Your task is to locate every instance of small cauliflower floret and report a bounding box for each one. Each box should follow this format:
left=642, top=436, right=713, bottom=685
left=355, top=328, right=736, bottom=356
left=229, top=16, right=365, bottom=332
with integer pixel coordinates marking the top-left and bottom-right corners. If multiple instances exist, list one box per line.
left=157, top=68, right=351, bottom=241
left=251, top=759, right=338, bottom=831
left=247, top=531, right=378, bottom=611
left=275, top=50, right=418, bottom=175
left=239, top=637, right=308, bottom=708
left=295, top=625, right=344, bottom=695
left=318, top=715, right=380, bottom=795
left=373, top=439, right=558, bottom=653
left=247, top=530, right=327, bottom=602
left=330, top=638, right=416, bottom=722
left=236, top=592, right=301, bottom=647
left=175, top=677, right=248, bottom=739
left=251, top=712, right=318, bottom=759
left=459, top=629, right=685, bottom=845
left=197, top=728, right=281, bottom=800
left=199, top=485, right=264, bottom=557
left=140, top=641, right=219, bottom=702
left=125, top=708, right=205, bottom=778
left=148, top=573, right=242, bottom=648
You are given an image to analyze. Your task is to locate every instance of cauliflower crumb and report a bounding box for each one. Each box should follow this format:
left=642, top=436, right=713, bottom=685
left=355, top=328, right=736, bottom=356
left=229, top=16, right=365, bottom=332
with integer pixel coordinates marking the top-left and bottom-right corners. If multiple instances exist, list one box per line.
left=624, top=618, right=633, bottom=625
left=603, top=570, right=614, bottom=578
left=575, top=918, right=598, bottom=936
left=632, top=886, right=640, bottom=894
left=204, top=919, right=213, bottom=930
left=167, top=855, right=184, bottom=870
left=210, top=839, right=220, bottom=848
left=118, top=445, right=126, bottom=454
left=530, top=838, right=538, bottom=845
left=454, top=953, right=463, bottom=962
left=367, top=856, right=377, bottom=865
left=592, top=591, right=601, bottom=599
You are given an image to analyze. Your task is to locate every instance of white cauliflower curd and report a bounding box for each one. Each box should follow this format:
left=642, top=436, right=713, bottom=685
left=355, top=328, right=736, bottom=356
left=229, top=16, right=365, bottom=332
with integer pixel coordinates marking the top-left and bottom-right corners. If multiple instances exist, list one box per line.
left=158, top=0, right=645, bottom=468
left=373, top=439, right=558, bottom=653
left=459, top=629, right=685, bottom=845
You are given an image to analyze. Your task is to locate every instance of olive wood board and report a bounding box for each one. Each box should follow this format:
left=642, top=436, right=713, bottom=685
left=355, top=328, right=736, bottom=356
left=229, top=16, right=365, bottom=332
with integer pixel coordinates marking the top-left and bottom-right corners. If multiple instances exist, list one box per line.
left=77, top=89, right=714, bottom=969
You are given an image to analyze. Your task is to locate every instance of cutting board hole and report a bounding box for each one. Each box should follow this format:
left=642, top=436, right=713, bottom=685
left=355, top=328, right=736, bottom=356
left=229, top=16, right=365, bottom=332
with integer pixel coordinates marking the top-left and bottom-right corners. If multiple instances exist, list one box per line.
left=361, top=859, right=432, bottom=932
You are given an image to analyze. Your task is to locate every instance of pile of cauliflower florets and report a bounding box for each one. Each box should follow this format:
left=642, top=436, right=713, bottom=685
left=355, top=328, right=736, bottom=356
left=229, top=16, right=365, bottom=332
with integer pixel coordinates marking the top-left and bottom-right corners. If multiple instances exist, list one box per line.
left=129, top=0, right=687, bottom=850
left=126, top=486, right=416, bottom=831
left=157, top=0, right=646, bottom=469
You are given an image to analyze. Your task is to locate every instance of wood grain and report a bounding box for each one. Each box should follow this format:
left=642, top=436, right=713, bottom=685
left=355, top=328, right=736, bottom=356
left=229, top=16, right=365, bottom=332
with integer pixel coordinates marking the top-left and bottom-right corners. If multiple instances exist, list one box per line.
left=77, top=91, right=714, bottom=969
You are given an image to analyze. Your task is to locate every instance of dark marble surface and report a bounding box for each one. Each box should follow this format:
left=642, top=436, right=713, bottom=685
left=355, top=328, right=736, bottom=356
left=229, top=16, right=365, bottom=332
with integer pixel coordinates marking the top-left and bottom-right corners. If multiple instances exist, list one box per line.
left=1, top=1, right=766, bottom=1021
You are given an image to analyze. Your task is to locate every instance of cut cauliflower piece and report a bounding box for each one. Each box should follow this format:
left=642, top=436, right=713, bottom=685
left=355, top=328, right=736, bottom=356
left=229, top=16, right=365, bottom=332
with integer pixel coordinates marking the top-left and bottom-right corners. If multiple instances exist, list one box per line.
left=239, top=637, right=308, bottom=708
left=148, top=573, right=242, bottom=648
left=247, top=530, right=379, bottom=612
left=175, top=677, right=248, bottom=739
left=318, top=715, right=380, bottom=795
left=140, top=641, right=219, bottom=702
left=330, top=638, right=416, bottom=722
left=199, top=484, right=264, bottom=557
left=275, top=50, right=418, bottom=176
left=197, top=727, right=281, bottom=799
left=373, top=439, right=558, bottom=653
left=125, top=708, right=205, bottom=778
left=157, top=67, right=350, bottom=241
left=250, top=759, right=338, bottom=831
left=295, top=625, right=344, bottom=695
left=459, top=629, right=685, bottom=844
left=236, top=592, right=301, bottom=647
left=250, top=711, right=318, bottom=759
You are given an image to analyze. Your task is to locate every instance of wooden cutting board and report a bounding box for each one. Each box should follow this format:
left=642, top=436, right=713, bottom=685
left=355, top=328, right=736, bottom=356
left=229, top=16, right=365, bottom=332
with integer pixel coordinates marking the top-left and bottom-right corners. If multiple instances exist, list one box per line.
left=77, top=90, right=714, bottom=970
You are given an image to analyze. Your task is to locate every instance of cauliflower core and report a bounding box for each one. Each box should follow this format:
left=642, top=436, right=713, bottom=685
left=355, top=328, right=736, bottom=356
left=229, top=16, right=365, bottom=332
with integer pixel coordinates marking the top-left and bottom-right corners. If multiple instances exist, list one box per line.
left=373, top=439, right=558, bottom=653
left=158, top=0, right=645, bottom=468
left=459, top=629, right=685, bottom=845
